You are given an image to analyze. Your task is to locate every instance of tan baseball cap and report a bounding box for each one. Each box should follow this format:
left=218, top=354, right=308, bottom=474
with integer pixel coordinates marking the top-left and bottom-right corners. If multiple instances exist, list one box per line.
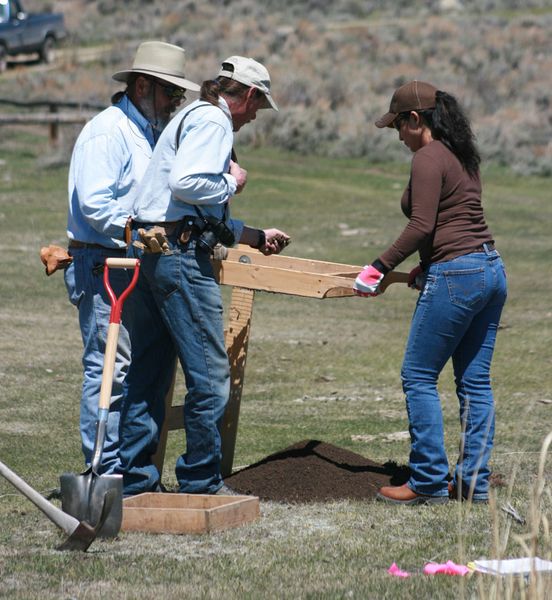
left=218, top=56, right=278, bottom=111
left=375, top=80, right=437, bottom=128
left=113, top=41, right=200, bottom=91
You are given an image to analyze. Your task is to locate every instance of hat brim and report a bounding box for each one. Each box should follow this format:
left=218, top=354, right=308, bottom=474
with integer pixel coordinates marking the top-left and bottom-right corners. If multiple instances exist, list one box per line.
left=259, top=91, right=278, bottom=111
left=375, top=112, right=397, bottom=129
left=112, top=68, right=201, bottom=92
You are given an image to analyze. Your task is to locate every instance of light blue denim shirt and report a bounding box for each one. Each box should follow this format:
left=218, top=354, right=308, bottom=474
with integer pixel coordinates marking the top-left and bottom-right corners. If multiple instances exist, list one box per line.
left=132, top=97, right=244, bottom=241
left=67, top=95, right=155, bottom=249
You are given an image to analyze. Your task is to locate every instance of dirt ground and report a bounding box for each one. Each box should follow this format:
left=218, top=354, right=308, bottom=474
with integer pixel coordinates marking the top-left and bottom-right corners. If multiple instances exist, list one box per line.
left=226, top=439, right=410, bottom=502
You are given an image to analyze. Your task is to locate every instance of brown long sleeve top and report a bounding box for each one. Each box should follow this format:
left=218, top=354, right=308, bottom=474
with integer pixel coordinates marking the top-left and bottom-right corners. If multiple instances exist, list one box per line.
left=377, top=140, right=493, bottom=271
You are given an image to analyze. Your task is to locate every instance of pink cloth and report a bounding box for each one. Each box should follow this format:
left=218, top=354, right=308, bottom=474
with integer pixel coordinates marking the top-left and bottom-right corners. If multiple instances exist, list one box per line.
left=423, top=561, right=470, bottom=576
left=387, top=563, right=411, bottom=578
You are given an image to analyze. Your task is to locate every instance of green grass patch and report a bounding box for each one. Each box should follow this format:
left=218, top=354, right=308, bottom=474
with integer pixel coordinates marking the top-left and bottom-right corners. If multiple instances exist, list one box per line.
left=0, top=132, right=551, bottom=598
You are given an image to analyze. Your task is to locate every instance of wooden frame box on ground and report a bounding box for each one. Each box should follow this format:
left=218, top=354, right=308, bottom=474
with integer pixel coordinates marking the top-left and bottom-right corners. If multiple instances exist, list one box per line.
left=121, top=493, right=260, bottom=534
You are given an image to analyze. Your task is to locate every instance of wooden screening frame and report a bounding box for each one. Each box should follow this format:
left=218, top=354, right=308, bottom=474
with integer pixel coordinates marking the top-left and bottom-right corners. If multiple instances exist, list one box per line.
left=152, top=245, right=409, bottom=479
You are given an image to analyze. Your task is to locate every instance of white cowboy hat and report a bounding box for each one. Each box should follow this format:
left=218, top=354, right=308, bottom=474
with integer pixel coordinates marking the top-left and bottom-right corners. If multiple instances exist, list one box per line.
left=112, top=41, right=200, bottom=91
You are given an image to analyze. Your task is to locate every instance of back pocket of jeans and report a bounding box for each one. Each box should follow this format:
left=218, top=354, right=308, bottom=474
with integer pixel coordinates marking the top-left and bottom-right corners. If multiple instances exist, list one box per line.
left=444, top=267, right=484, bottom=308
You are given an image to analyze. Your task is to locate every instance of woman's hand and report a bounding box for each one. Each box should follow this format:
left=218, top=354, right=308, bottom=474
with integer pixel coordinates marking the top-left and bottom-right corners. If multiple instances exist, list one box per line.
left=353, top=265, right=384, bottom=297
left=408, top=265, right=424, bottom=290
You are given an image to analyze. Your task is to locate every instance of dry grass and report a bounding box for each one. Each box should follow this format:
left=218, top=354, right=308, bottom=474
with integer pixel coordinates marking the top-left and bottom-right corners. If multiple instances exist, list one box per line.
left=2, top=1, right=551, bottom=174
left=1, top=28, right=551, bottom=592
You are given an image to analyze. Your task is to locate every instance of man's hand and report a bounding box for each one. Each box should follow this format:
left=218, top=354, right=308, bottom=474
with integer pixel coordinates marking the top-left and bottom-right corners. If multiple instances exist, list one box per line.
left=229, top=160, right=247, bottom=194
left=353, top=265, right=384, bottom=297
left=259, top=229, right=291, bottom=256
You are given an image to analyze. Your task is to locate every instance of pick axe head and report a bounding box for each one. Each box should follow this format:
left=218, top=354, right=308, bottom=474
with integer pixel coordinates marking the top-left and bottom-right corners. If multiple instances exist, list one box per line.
left=0, top=458, right=116, bottom=553
left=57, top=488, right=118, bottom=551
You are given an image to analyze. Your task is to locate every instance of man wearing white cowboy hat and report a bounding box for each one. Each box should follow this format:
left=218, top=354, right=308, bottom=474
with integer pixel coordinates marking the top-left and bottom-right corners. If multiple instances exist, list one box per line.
left=64, top=41, right=200, bottom=476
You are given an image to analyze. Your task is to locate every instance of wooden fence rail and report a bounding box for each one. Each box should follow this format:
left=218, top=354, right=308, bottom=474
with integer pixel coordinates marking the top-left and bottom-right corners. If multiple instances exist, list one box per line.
left=0, top=98, right=104, bottom=145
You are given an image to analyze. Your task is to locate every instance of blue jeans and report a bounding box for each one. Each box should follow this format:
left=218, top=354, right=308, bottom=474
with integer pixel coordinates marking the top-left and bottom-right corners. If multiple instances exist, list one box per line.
left=119, top=231, right=230, bottom=495
left=401, top=247, right=507, bottom=499
left=64, top=247, right=134, bottom=474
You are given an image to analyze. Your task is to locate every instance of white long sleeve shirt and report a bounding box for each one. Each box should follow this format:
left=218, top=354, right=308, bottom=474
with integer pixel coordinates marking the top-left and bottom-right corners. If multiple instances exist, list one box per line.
left=132, top=97, right=244, bottom=241
left=67, top=95, right=154, bottom=248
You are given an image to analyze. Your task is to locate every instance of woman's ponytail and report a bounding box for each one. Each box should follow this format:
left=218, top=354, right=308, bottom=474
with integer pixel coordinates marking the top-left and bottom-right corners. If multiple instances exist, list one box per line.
left=427, top=91, right=481, bottom=178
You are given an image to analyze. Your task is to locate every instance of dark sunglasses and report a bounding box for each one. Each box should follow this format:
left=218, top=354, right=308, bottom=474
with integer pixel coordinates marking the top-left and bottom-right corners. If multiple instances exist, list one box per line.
left=155, top=81, right=186, bottom=101
left=393, top=112, right=411, bottom=131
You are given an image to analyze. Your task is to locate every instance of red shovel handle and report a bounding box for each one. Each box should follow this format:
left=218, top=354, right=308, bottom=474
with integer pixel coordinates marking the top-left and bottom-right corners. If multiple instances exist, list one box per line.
left=103, top=258, right=140, bottom=324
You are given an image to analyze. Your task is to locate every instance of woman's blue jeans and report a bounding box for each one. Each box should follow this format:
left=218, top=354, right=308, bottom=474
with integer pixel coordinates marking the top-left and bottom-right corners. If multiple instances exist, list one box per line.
left=401, top=246, right=507, bottom=500
left=118, top=233, right=230, bottom=495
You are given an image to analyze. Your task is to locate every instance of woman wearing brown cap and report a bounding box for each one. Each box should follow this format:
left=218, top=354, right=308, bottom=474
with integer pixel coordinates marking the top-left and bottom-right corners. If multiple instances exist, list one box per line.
left=353, top=81, right=507, bottom=505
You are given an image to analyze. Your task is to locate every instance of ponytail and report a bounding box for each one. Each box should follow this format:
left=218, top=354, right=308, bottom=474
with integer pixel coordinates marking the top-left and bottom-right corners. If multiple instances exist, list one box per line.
left=421, top=91, right=481, bottom=178
left=200, top=79, right=222, bottom=106
left=112, top=73, right=141, bottom=106
left=111, top=91, right=125, bottom=105
left=200, top=76, right=252, bottom=107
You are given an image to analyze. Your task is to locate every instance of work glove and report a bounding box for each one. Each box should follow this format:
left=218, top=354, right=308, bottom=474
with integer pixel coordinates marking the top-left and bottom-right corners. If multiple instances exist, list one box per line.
left=353, top=264, right=384, bottom=297
left=408, top=265, right=424, bottom=290
left=212, top=243, right=229, bottom=261
left=134, top=227, right=170, bottom=254
left=39, top=244, right=73, bottom=276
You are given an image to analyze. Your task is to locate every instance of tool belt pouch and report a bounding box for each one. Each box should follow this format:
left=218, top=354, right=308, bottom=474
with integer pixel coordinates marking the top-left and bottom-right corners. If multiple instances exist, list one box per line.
left=134, top=226, right=171, bottom=254
left=40, top=244, right=73, bottom=276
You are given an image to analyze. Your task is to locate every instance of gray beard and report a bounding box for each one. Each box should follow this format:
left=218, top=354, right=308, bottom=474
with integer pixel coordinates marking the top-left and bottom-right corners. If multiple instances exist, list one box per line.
left=140, top=96, right=169, bottom=133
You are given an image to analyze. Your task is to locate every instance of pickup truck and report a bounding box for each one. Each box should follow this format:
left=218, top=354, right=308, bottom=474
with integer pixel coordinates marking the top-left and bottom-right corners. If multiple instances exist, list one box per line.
left=0, top=0, right=66, bottom=73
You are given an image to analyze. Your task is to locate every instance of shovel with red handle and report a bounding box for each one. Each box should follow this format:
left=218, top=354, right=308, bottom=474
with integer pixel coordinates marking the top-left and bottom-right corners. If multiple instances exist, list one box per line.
left=60, top=257, right=140, bottom=538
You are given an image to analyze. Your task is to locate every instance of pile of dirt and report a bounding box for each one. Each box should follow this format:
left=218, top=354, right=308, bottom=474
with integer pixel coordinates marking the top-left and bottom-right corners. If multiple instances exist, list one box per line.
left=225, top=439, right=410, bottom=503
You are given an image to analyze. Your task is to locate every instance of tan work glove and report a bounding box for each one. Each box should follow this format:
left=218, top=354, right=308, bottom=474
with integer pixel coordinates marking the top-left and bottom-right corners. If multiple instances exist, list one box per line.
left=212, top=244, right=229, bottom=261
left=40, top=245, right=73, bottom=276
left=133, top=227, right=170, bottom=254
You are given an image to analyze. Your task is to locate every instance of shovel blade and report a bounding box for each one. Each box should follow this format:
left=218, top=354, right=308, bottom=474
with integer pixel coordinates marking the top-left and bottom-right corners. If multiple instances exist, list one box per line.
left=60, top=471, right=123, bottom=538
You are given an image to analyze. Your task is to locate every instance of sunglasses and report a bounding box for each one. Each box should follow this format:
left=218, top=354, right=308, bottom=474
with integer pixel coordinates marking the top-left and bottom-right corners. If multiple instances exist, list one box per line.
left=393, top=113, right=410, bottom=131
left=155, top=81, right=186, bottom=101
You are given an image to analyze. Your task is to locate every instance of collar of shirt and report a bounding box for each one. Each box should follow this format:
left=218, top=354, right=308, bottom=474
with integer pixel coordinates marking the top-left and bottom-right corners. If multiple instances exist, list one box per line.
left=115, top=94, right=156, bottom=149
left=217, top=96, right=233, bottom=124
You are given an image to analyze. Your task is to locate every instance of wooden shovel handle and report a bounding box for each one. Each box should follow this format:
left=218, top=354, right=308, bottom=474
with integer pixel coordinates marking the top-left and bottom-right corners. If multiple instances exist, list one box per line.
left=97, top=258, right=140, bottom=412
left=105, top=258, right=140, bottom=269
left=98, top=323, right=121, bottom=412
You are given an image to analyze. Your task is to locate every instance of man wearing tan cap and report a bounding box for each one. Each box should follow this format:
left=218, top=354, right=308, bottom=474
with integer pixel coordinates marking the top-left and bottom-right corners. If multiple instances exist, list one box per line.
left=118, top=56, right=289, bottom=497
left=64, top=41, right=200, bottom=475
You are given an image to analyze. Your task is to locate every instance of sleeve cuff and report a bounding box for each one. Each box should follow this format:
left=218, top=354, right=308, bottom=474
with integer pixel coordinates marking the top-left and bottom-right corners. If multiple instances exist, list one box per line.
left=371, top=258, right=390, bottom=275
left=228, top=218, right=244, bottom=243
left=223, top=172, right=238, bottom=197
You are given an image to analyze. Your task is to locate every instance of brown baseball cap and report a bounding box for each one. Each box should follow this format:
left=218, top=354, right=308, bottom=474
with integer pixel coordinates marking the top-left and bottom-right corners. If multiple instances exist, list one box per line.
left=375, top=80, right=437, bottom=128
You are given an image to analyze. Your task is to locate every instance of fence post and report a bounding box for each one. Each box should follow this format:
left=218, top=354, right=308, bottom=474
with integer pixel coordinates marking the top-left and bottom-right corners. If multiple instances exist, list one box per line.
left=49, top=103, right=59, bottom=146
